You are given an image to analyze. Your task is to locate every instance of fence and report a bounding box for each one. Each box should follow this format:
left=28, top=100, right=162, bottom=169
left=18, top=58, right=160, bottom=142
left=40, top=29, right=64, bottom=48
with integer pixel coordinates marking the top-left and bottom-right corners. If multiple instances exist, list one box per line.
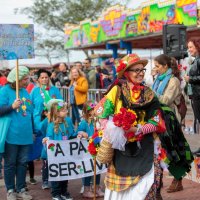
left=58, top=87, right=106, bottom=103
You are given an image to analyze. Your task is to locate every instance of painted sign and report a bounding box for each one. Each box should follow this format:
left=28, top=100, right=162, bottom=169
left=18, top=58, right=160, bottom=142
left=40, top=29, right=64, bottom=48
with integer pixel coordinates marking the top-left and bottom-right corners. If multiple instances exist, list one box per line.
left=0, top=24, right=34, bottom=60
left=64, top=0, right=197, bottom=49
left=47, top=139, right=107, bottom=181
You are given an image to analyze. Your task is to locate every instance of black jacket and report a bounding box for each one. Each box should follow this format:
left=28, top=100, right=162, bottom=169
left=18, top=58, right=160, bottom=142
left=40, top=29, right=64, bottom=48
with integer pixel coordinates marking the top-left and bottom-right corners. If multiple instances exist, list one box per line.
left=189, top=56, right=200, bottom=99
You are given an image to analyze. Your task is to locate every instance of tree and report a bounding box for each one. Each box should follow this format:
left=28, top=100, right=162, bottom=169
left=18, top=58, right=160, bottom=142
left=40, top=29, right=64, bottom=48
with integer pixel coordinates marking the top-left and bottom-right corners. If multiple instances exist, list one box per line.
left=16, top=0, right=113, bottom=61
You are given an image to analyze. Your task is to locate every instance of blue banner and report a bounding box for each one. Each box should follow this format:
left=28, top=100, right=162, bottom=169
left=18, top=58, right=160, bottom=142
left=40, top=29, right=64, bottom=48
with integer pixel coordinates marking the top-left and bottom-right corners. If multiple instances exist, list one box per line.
left=0, top=24, right=34, bottom=60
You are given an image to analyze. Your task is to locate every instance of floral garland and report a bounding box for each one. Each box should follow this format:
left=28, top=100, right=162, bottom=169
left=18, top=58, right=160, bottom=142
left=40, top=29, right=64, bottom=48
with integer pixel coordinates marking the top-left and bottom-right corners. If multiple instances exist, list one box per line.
left=88, top=130, right=103, bottom=157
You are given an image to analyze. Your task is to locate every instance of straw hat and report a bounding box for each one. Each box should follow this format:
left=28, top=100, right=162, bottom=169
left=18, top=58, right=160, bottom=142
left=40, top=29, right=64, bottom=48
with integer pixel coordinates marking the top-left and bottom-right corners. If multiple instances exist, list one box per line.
left=116, top=54, right=148, bottom=78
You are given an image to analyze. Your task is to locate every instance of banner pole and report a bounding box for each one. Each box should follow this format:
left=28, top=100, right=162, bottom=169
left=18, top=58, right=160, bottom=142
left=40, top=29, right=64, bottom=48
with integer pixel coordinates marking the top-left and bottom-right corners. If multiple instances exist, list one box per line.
left=16, top=59, right=19, bottom=99
left=93, top=157, right=96, bottom=200
left=16, top=59, right=20, bottom=112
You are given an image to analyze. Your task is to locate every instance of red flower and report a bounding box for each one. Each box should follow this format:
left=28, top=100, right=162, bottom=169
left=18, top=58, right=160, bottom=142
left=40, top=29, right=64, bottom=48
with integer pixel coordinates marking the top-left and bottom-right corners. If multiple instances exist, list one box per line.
left=116, top=60, right=127, bottom=73
left=88, top=142, right=96, bottom=155
left=113, top=108, right=137, bottom=130
left=183, top=66, right=187, bottom=71
left=46, top=87, right=50, bottom=91
left=178, top=64, right=182, bottom=70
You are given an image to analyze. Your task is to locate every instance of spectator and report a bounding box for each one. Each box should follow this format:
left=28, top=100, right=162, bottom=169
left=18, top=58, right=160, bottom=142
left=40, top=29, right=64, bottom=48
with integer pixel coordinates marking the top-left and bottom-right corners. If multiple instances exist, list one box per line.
left=74, top=61, right=83, bottom=70
left=185, top=38, right=200, bottom=143
left=153, top=54, right=183, bottom=193
left=83, top=58, right=96, bottom=89
left=69, top=67, right=88, bottom=125
left=51, top=63, right=70, bottom=87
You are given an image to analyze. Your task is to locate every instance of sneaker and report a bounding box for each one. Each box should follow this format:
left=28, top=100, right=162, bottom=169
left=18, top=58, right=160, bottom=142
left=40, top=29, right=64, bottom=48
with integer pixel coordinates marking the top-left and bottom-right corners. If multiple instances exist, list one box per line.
left=184, top=127, right=189, bottom=133
left=29, top=178, right=37, bottom=185
left=16, top=190, right=32, bottom=200
left=7, top=190, right=17, bottom=200
left=79, top=186, right=84, bottom=194
left=52, top=195, right=63, bottom=200
left=42, top=181, right=49, bottom=189
left=61, top=193, right=73, bottom=200
left=189, top=127, right=194, bottom=134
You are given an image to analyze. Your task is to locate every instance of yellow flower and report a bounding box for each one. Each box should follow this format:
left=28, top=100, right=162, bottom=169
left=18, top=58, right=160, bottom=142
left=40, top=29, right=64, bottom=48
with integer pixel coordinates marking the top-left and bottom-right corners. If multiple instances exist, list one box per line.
left=98, top=130, right=103, bottom=137
left=89, top=139, right=93, bottom=144
left=22, top=97, right=26, bottom=101
left=21, top=105, right=26, bottom=111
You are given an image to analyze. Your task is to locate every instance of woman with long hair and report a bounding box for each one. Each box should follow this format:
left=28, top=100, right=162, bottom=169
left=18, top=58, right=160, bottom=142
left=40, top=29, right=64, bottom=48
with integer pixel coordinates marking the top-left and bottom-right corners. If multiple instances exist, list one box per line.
left=69, top=66, right=88, bottom=126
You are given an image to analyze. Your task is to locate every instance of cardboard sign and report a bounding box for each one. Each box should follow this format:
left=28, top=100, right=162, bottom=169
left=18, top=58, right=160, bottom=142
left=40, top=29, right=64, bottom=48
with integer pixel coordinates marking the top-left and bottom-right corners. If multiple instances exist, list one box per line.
left=0, top=24, right=34, bottom=60
left=47, top=138, right=107, bottom=181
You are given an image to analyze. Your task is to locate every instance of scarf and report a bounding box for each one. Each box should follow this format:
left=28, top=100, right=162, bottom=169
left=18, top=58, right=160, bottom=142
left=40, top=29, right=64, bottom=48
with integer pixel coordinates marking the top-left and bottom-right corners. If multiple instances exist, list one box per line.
left=152, top=68, right=172, bottom=96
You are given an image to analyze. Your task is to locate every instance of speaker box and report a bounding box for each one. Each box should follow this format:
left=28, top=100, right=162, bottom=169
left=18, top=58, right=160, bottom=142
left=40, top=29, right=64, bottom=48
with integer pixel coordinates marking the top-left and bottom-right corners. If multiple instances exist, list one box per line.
left=163, top=24, right=187, bottom=59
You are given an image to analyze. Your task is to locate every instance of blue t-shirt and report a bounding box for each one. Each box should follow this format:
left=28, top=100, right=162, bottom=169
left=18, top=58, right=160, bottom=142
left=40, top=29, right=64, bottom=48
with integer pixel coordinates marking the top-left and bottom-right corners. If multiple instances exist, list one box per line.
left=30, top=86, right=62, bottom=134
left=76, top=119, right=94, bottom=138
left=46, top=117, right=76, bottom=140
left=0, top=84, right=33, bottom=145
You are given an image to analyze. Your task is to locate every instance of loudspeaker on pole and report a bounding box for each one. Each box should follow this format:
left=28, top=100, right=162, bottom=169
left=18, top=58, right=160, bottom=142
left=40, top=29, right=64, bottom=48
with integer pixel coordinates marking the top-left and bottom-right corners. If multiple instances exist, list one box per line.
left=163, top=24, right=188, bottom=59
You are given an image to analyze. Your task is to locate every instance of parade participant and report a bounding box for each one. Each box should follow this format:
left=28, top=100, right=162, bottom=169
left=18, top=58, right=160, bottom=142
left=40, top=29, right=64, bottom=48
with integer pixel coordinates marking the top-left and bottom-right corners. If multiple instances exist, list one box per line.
left=69, top=66, right=88, bottom=125
left=153, top=54, right=183, bottom=193
left=30, top=69, right=62, bottom=189
left=43, top=99, right=75, bottom=200
left=0, top=66, right=33, bottom=200
left=185, top=38, right=200, bottom=132
left=77, top=100, right=104, bottom=198
left=95, top=54, right=193, bottom=200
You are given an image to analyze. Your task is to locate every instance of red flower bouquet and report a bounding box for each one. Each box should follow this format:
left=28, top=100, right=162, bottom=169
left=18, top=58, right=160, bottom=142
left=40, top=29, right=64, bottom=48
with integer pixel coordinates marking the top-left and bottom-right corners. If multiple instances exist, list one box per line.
left=113, top=108, right=137, bottom=130
left=88, top=130, right=103, bottom=157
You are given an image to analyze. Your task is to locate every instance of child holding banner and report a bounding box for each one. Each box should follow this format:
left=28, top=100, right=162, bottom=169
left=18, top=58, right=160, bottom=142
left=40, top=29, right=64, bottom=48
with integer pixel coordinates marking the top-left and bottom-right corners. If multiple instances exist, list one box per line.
left=77, top=100, right=104, bottom=198
left=43, top=99, right=75, bottom=200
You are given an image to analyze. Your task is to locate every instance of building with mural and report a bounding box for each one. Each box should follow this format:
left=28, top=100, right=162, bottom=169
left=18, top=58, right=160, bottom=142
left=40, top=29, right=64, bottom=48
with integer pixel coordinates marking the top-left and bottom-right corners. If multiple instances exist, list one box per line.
left=64, top=0, right=199, bottom=57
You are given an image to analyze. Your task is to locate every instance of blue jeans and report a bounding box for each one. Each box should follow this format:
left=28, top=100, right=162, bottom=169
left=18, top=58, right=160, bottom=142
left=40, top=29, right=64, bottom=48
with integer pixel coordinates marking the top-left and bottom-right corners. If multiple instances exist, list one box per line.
left=71, top=104, right=83, bottom=125
left=4, top=143, right=30, bottom=192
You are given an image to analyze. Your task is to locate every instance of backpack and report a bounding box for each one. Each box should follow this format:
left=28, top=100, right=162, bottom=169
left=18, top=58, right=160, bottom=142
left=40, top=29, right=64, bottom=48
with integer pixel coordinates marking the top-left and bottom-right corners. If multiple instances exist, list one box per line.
left=175, top=94, right=187, bottom=121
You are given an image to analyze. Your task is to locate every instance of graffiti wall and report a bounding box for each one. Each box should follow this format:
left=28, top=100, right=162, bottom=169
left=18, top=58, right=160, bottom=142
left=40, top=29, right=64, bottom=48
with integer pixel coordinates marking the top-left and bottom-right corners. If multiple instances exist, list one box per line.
left=64, top=0, right=197, bottom=49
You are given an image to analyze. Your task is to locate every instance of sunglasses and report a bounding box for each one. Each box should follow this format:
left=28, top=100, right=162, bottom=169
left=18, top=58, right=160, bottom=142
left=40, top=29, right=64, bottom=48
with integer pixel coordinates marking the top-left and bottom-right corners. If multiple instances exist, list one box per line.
left=128, top=68, right=146, bottom=74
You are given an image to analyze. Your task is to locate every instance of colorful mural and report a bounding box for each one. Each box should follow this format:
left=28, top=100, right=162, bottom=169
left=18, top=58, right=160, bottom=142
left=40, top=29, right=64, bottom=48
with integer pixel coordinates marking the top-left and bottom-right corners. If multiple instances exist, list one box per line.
left=64, top=0, right=197, bottom=49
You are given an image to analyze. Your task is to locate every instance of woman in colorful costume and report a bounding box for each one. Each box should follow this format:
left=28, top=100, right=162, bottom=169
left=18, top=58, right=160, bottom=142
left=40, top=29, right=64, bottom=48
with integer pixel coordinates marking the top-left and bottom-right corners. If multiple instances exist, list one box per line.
left=94, top=54, right=193, bottom=200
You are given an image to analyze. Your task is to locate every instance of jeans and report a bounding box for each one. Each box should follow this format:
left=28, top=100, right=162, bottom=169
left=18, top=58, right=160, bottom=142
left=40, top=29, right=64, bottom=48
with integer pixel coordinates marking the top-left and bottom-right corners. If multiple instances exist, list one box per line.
left=84, top=174, right=100, bottom=187
left=42, top=159, right=48, bottom=182
left=71, top=104, right=83, bottom=125
left=51, top=180, right=68, bottom=196
left=4, top=143, right=30, bottom=192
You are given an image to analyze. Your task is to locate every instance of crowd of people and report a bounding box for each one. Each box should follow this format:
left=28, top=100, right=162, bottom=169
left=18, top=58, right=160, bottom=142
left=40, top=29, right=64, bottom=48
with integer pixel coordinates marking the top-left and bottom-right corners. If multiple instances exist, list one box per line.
left=0, top=37, right=199, bottom=200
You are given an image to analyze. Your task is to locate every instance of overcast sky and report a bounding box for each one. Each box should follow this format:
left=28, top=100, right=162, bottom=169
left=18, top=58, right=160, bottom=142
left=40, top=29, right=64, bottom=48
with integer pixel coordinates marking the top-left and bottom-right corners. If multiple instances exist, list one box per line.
left=0, top=0, right=149, bottom=66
